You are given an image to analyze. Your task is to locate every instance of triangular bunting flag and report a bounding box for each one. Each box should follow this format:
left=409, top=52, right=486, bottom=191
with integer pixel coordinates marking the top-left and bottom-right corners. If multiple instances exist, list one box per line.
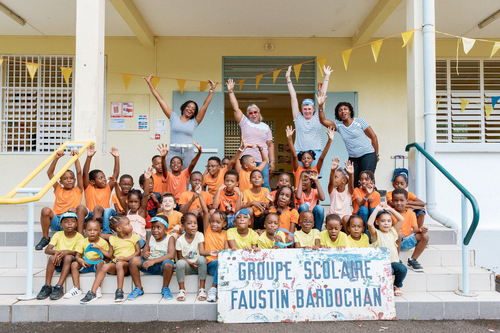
left=0, top=59, right=3, bottom=67
left=485, top=105, right=493, bottom=120
left=371, top=40, right=383, bottom=62
left=121, top=74, right=133, bottom=90
left=272, top=70, right=281, bottom=84
left=460, top=98, right=470, bottom=113
left=199, top=81, right=208, bottom=92
left=59, top=67, right=73, bottom=85
left=342, top=50, right=351, bottom=70
left=492, top=96, right=500, bottom=110
left=436, top=96, right=442, bottom=110
left=177, top=79, right=186, bottom=94
left=151, top=77, right=160, bottom=90
left=293, top=64, right=302, bottom=82
left=490, top=42, right=500, bottom=58
left=26, top=63, right=40, bottom=81
left=455, top=38, right=460, bottom=75
left=239, top=79, right=245, bottom=92
left=462, top=37, right=476, bottom=54
left=255, top=74, right=263, bottom=90
left=317, top=58, right=326, bottom=76
left=401, top=30, right=415, bottom=48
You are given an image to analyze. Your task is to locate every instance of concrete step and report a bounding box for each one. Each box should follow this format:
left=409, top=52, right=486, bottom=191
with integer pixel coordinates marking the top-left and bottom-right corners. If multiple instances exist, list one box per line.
left=399, top=244, right=474, bottom=267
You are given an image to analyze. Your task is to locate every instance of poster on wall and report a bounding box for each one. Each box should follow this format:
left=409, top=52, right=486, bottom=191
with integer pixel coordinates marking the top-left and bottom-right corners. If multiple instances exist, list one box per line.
left=217, top=248, right=396, bottom=323
left=137, top=114, right=149, bottom=130
left=155, top=119, right=167, bottom=134
left=123, top=102, right=134, bottom=117
left=110, top=118, right=125, bottom=130
left=110, top=102, right=122, bottom=118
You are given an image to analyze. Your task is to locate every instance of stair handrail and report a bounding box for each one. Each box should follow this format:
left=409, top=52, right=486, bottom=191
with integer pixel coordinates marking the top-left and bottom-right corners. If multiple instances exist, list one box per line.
left=405, top=142, right=480, bottom=245
left=0, top=141, right=94, bottom=205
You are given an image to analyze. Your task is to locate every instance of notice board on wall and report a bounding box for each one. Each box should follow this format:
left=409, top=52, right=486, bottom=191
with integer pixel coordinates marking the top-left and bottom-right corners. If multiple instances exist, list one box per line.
left=107, top=95, right=150, bottom=131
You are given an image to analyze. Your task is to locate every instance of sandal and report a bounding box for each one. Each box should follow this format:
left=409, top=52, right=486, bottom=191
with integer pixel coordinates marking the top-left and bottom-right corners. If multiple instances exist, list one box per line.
left=177, top=289, right=186, bottom=301
left=198, top=288, right=207, bottom=301
left=394, top=287, right=403, bottom=297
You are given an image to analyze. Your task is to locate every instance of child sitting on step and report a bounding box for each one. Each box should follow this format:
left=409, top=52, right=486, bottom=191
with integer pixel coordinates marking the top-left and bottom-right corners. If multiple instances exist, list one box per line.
left=387, top=171, right=427, bottom=228
left=294, top=210, right=320, bottom=249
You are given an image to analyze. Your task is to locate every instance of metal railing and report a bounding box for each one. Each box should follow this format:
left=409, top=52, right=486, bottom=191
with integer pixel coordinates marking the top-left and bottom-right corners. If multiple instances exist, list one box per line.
left=406, top=142, right=480, bottom=296
left=0, top=141, right=94, bottom=300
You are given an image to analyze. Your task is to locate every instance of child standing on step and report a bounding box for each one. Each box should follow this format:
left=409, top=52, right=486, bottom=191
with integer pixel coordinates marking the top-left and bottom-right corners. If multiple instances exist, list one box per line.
left=80, top=215, right=141, bottom=304
left=296, top=170, right=326, bottom=231
left=387, top=171, right=427, bottom=228
left=328, top=157, right=354, bottom=232
left=294, top=210, right=320, bottom=249
left=37, top=149, right=84, bottom=250
left=37, top=211, right=84, bottom=300
left=367, top=204, right=406, bottom=296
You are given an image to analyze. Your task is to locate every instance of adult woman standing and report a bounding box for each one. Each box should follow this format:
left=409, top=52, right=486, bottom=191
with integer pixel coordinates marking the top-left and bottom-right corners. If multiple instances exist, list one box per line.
left=226, top=79, right=275, bottom=191
left=318, top=93, right=379, bottom=187
left=144, top=74, right=217, bottom=170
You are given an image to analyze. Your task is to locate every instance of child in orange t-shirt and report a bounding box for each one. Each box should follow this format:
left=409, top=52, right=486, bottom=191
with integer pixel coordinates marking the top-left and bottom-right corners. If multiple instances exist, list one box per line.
left=213, top=170, right=242, bottom=228
left=151, top=155, right=167, bottom=194
left=388, top=171, right=426, bottom=228
left=80, top=145, right=120, bottom=237
left=158, top=142, right=202, bottom=202
left=235, top=139, right=268, bottom=192
left=37, top=150, right=84, bottom=251
left=270, top=185, right=298, bottom=245
left=352, top=170, right=380, bottom=232
left=241, top=169, right=271, bottom=232
left=270, top=173, right=293, bottom=201
left=179, top=172, right=214, bottom=220
left=138, top=173, right=161, bottom=228
left=202, top=155, right=238, bottom=196
left=111, top=174, right=133, bottom=215
left=296, top=170, right=325, bottom=231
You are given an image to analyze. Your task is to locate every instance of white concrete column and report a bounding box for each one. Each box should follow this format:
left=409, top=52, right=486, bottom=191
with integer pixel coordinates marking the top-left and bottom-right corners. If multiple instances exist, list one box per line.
left=74, top=0, right=105, bottom=166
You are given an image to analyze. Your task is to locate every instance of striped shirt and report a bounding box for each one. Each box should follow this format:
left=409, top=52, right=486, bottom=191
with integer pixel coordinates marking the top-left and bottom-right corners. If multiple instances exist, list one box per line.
left=335, top=118, right=374, bottom=158
left=239, top=115, right=272, bottom=162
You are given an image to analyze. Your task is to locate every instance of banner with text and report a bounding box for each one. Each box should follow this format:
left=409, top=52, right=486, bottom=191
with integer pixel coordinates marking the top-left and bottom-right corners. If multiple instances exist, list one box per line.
left=218, top=248, right=395, bottom=323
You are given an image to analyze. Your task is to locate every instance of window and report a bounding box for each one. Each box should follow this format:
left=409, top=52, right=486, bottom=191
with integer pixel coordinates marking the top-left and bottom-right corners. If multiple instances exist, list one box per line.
left=436, top=59, right=500, bottom=144
left=1, top=55, right=74, bottom=153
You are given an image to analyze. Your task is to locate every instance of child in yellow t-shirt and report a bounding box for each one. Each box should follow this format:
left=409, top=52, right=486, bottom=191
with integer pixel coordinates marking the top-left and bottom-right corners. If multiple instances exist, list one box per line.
left=258, top=213, right=286, bottom=249
left=318, top=214, right=351, bottom=249
left=227, top=209, right=259, bottom=251
left=347, top=215, right=370, bottom=248
left=294, top=210, right=320, bottom=249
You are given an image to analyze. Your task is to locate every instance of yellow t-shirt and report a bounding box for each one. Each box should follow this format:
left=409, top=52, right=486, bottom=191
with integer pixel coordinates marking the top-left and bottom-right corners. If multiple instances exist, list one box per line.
left=258, top=231, right=286, bottom=249
left=318, top=230, right=351, bottom=248
left=372, top=227, right=399, bottom=263
left=109, top=234, right=140, bottom=262
left=75, top=237, right=110, bottom=261
left=294, top=229, right=320, bottom=247
left=49, top=231, right=84, bottom=252
left=348, top=234, right=370, bottom=248
left=227, top=228, right=259, bottom=249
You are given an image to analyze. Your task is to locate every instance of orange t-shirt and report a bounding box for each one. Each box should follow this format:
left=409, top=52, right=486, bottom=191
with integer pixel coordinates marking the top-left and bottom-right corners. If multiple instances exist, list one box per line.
left=157, top=211, right=183, bottom=235
left=386, top=190, right=417, bottom=202
left=270, top=207, right=299, bottom=231
left=204, top=227, right=227, bottom=263
left=392, top=209, right=417, bottom=237
left=179, top=191, right=214, bottom=211
left=84, top=183, right=112, bottom=211
left=218, top=191, right=240, bottom=216
left=53, top=185, right=83, bottom=215
left=152, top=173, right=167, bottom=194
left=352, top=187, right=381, bottom=215
left=293, top=165, right=318, bottom=187
left=110, top=193, right=126, bottom=212
left=203, top=167, right=227, bottom=197
left=165, top=169, right=191, bottom=201
left=238, top=169, right=252, bottom=192
left=243, top=187, right=270, bottom=217
left=298, top=188, right=319, bottom=210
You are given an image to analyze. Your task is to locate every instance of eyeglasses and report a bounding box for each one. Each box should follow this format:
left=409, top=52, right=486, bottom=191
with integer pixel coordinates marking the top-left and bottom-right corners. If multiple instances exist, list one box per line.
left=248, top=111, right=259, bottom=115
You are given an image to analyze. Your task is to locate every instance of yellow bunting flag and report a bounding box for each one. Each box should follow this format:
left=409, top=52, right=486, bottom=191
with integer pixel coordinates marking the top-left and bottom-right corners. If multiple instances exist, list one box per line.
left=293, top=64, right=302, bottom=82
left=272, top=70, right=281, bottom=84
left=436, top=96, right=442, bottom=110
left=26, top=63, right=40, bottom=81
left=485, top=105, right=493, bottom=120
left=199, top=81, right=208, bottom=92
left=121, top=74, right=133, bottom=90
left=317, top=58, right=326, bottom=76
left=462, top=37, right=476, bottom=54
left=490, top=42, right=500, bottom=58
left=371, top=40, right=383, bottom=63
left=239, top=79, right=245, bottom=92
left=401, top=30, right=415, bottom=48
left=342, top=50, right=351, bottom=70
left=455, top=38, right=460, bottom=75
left=177, top=79, right=186, bottom=94
left=460, top=98, right=469, bottom=113
left=255, top=74, right=263, bottom=89
left=0, top=59, right=3, bottom=67
left=152, top=77, right=160, bottom=90
left=59, top=67, right=73, bottom=85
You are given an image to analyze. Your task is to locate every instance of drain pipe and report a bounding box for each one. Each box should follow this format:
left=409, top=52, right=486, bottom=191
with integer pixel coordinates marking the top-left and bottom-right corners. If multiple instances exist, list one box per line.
left=422, top=0, right=458, bottom=229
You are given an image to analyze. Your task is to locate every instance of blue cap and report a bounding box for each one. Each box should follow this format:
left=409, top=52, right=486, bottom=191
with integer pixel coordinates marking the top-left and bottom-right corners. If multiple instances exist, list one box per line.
left=61, top=211, right=78, bottom=219
left=235, top=209, right=250, bottom=218
left=302, top=98, right=314, bottom=106
left=376, top=210, right=392, bottom=218
left=151, top=216, right=168, bottom=228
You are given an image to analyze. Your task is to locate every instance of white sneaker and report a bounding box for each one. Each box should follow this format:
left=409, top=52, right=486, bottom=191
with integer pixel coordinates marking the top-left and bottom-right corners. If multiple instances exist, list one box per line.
left=96, top=287, right=102, bottom=298
left=63, top=286, right=82, bottom=299
left=207, top=287, right=217, bottom=302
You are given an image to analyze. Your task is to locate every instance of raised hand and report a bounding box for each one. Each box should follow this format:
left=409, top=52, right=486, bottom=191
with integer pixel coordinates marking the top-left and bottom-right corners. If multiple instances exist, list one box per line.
left=195, top=184, right=202, bottom=195
left=366, top=182, right=374, bottom=194
left=326, top=127, right=335, bottom=141
left=309, top=170, right=319, bottom=181
left=143, top=74, right=154, bottom=85
left=285, top=66, right=292, bottom=80
left=70, top=150, right=79, bottom=157
left=193, top=141, right=202, bottom=153
left=87, top=145, right=96, bottom=157
left=144, top=167, right=153, bottom=179
left=110, top=147, right=119, bottom=157
left=55, top=150, right=65, bottom=159
left=157, top=143, right=168, bottom=157
left=264, top=191, right=274, bottom=202
left=240, top=137, right=248, bottom=150
left=344, top=160, right=354, bottom=175
left=227, top=79, right=235, bottom=93
left=208, top=79, right=218, bottom=90
left=315, top=90, right=327, bottom=106
left=108, top=176, right=117, bottom=183
left=286, top=125, right=295, bottom=138
left=323, top=65, right=333, bottom=76
left=331, top=157, right=340, bottom=171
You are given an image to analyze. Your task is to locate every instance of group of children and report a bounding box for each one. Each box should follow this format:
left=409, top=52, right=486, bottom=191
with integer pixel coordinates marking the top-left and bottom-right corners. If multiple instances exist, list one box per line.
left=36, top=124, right=429, bottom=303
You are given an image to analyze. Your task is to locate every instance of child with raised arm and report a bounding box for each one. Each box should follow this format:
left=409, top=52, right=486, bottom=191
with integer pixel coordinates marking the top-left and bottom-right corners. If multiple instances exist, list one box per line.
left=127, top=215, right=176, bottom=300
left=235, top=140, right=269, bottom=192
left=158, top=142, right=203, bottom=202
left=79, top=145, right=120, bottom=237
left=179, top=172, right=214, bottom=220
left=241, top=169, right=271, bottom=232
left=258, top=212, right=286, bottom=250
left=203, top=155, right=237, bottom=196
left=346, top=215, right=370, bottom=247
left=328, top=158, right=354, bottom=232
left=80, top=216, right=141, bottom=304
left=388, top=171, right=427, bottom=228
left=151, top=154, right=167, bottom=194
left=138, top=173, right=161, bottom=227
left=294, top=210, right=320, bottom=249
left=227, top=209, right=259, bottom=251
left=286, top=125, right=334, bottom=187
left=111, top=175, right=133, bottom=215
left=352, top=170, right=380, bottom=229
left=296, top=170, right=325, bottom=231
left=213, top=170, right=243, bottom=229
left=37, top=150, right=84, bottom=250
left=318, top=214, right=351, bottom=249
left=367, top=204, right=406, bottom=296
left=221, top=157, right=231, bottom=169
left=37, top=212, right=84, bottom=300
left=65, top=220, right=111, bottom=299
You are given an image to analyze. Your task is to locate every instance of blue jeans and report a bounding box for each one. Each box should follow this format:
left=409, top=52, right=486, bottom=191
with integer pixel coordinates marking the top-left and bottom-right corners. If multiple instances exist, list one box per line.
left=102, top=208, right=118, bottom=234
left=392, top=262, right=407, bottom=288
left=298, top=203, right=325, bottom=231
left=256, top=161, right=270, bottom=191
left=356, top=206, right=375, bottom=241
left=207, top=260, right=218, bottom=286
left=349, top=151, right=378, bottom=189
left=139, top=257, right=175, bottom=276
left=298, top=149, right=323, bottom=177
